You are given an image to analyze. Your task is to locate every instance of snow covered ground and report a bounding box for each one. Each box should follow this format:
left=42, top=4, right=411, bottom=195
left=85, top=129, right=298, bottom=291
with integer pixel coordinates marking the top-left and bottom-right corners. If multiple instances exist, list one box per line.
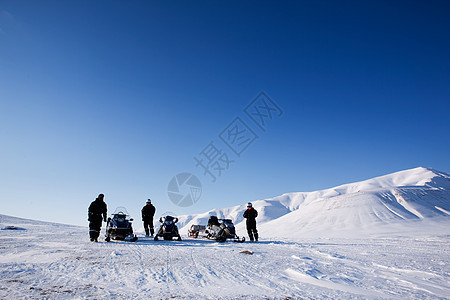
left=1, top=167, right=449, bottom=299
left=1, top=214, right=449, bottom=299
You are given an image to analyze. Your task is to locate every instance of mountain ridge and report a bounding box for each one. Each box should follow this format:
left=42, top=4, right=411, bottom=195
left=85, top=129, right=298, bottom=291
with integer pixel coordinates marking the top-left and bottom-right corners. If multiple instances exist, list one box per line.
left=178, top=167, right=450, bottom=237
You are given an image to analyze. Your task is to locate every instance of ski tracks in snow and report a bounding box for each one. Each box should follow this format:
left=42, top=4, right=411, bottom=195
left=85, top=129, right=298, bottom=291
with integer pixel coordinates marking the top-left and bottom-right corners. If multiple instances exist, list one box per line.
left=285, top=239, right=450, bottom=299
left=1, top=223, right=449, bottom=299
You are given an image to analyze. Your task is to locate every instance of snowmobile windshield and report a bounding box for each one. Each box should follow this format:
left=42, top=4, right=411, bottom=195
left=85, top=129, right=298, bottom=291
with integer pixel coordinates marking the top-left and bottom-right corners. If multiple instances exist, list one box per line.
left=221, top=219, right=234, bottom=227
left=112, top=207, right=130, bottom=219
left=208, top=216, right=220, bottom=226
left=164, top=216, right=175, bottom=225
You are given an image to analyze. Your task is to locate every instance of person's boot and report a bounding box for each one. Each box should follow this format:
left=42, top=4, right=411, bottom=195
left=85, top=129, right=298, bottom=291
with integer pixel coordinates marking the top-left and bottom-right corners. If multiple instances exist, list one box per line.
left=150, top=228, right=154, bottom=236
left=248, top=232, right=254, bottom=242
left=89, top=230, right=95, bottom=242
left=254, top=232, right=259, bottom=242
left=145, top=228, right=149, bottom=237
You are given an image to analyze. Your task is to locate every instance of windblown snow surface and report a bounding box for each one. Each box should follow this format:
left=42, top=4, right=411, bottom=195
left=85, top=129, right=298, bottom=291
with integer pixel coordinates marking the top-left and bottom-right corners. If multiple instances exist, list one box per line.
left=1, top=167, right=449, bottom=299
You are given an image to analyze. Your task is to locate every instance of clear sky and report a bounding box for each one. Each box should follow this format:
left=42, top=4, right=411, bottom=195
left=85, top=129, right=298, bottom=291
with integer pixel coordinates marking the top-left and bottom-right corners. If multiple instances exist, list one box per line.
left=1, top=1, right=449, bottom=226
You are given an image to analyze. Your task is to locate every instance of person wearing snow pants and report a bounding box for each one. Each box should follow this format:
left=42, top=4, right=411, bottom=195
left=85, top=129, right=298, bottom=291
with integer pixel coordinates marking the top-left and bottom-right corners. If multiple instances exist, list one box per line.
left=142, top=199, right=156, bottom=236
left=243, top=202, right=258, bottom=241
left=88, top=194, right=107, bottom=242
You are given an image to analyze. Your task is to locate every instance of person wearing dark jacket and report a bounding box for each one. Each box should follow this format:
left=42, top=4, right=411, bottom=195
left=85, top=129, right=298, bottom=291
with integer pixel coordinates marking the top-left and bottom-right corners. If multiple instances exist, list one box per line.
left=243, top=202, right=258, bottom=241
left=142, top=199, right=156, bottom=236
left=88, top=193, right=107, bottom=242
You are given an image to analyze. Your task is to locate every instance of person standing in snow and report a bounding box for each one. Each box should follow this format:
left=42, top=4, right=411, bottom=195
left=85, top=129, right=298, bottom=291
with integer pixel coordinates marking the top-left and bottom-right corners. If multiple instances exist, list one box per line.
left=88, top=193, right=107, bottom=242
left=142, top=199, right=156, bottom=236
left=243, top=202, right=258, bottom=241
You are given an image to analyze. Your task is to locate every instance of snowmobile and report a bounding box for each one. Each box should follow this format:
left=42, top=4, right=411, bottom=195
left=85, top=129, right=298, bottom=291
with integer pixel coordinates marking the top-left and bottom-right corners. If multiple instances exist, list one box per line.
left=154, top=215, right=182, bottom=241
left=105, top=207, right=138, bottom=242
left=190, top=216, right=245, bottom=243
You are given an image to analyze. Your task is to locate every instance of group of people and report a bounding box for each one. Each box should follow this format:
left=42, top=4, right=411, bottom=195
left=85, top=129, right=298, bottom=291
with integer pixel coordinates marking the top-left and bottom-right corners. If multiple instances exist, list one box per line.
left=88, top=194, right=156, bottom=242
left=88, top=194, right=258, bottom=242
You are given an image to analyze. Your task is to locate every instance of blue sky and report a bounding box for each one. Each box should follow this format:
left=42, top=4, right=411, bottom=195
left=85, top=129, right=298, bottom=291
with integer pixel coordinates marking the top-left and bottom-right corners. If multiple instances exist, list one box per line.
left=1, top=1, right=449, bottom=226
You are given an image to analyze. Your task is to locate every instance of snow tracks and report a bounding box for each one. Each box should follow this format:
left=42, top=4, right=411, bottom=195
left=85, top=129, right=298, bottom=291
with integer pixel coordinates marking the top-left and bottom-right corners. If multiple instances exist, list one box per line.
left=0, top=220, right=449, bottom=299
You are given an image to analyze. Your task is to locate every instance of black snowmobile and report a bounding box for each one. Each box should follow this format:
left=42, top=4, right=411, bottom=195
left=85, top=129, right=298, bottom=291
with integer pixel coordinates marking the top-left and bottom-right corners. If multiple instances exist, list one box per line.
left=192, top=216, right=245, bottom=243
left=154, top=215, right=182, bottom=241
left=105, top=207, right=138, bottom=242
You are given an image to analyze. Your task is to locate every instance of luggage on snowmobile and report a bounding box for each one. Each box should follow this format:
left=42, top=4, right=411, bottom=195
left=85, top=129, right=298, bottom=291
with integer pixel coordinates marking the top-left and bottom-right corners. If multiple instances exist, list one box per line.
left=188, top=225, right=206, bottom=238
left=191, top=216, right=245, bottom=243
left=154, top=215, right=182, bottom=241
left=105, top=207, right=138, bottom=242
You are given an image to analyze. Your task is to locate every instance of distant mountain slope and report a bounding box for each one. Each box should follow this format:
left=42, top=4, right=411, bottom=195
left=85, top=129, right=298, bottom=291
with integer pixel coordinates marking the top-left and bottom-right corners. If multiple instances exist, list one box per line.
left=178, top=167, right=450, bottom=237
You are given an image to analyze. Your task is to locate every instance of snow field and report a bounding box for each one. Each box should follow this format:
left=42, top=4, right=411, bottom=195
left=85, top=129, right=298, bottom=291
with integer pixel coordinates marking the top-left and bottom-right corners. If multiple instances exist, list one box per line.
left=1, top=215, right=449, bottom=299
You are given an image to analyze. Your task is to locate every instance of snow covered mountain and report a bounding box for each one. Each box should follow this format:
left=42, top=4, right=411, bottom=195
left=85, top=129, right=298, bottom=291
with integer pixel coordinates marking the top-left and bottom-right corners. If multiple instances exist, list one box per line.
left=178, top=167, right=450, bottom=238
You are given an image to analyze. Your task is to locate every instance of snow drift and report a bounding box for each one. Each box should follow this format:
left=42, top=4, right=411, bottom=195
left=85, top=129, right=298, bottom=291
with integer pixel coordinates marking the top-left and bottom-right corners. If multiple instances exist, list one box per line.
left=178, top=167, right=450, bottom=238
